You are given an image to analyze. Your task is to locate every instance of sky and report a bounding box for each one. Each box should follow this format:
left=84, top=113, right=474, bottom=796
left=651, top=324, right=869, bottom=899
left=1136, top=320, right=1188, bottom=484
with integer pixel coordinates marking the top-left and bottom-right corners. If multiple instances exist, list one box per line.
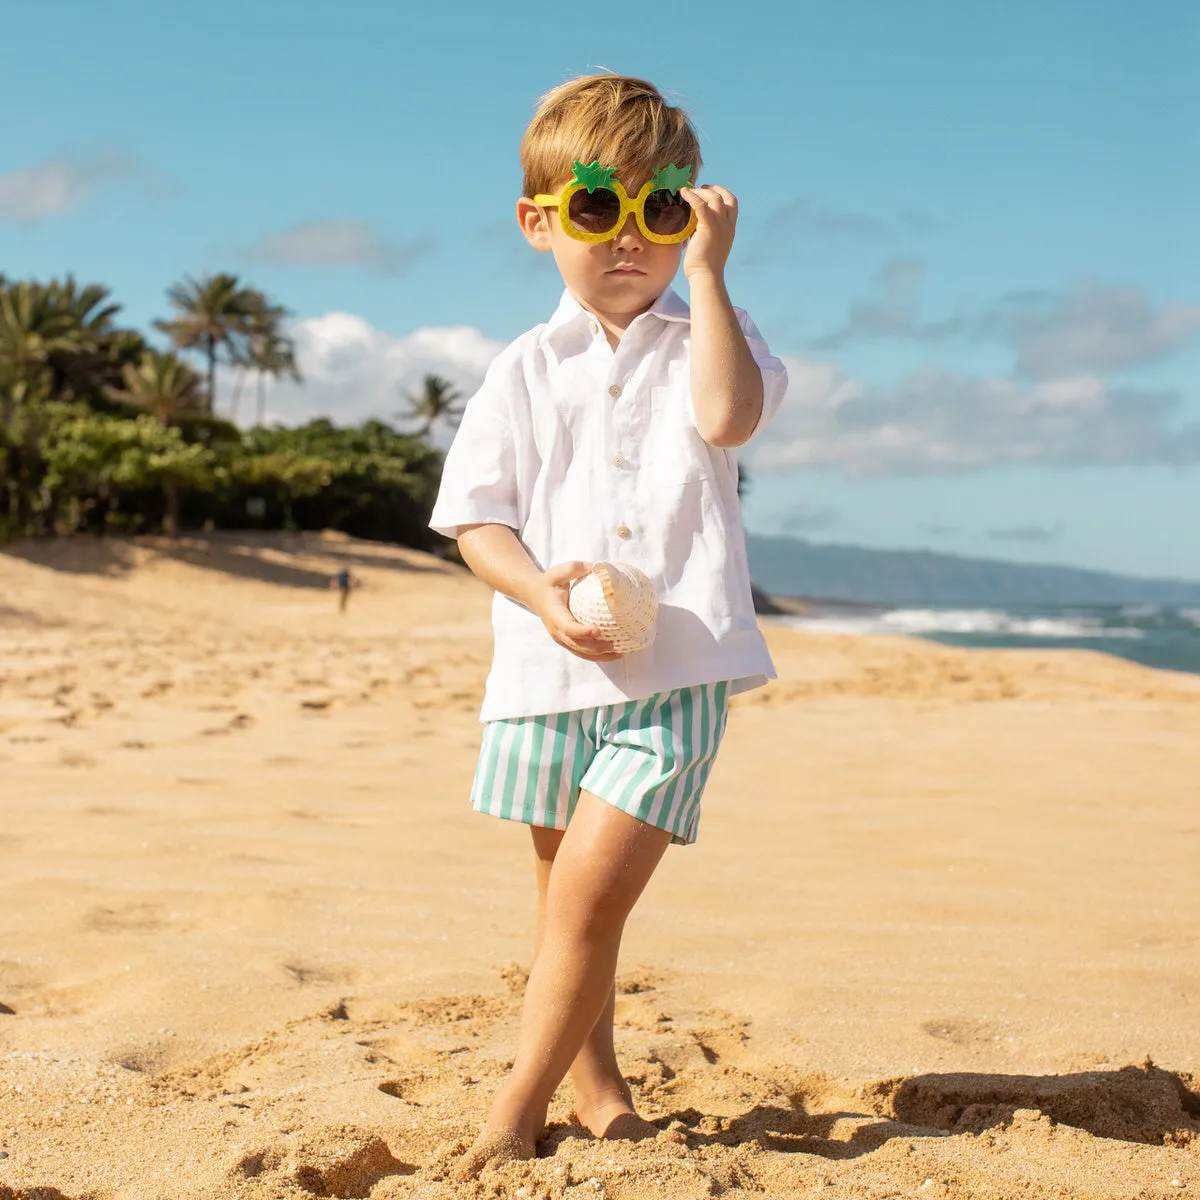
left=2, top=0, right=1198, bottom=580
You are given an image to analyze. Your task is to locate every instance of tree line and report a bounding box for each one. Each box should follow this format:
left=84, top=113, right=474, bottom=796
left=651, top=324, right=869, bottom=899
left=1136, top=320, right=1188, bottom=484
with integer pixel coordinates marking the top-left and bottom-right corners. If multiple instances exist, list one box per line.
left=0, top=272, right=463, bottom=548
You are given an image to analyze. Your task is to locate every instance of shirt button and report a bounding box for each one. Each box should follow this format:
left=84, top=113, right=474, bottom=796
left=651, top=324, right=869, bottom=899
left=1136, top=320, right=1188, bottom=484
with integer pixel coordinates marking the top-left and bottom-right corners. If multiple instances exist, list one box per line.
left=611, top=453, right=626, bottom=468
left=616, top=524, right=632, bottom=539
left=608, top=384, right=622, bottom=398
left=589, top=321, right=599, bottom=335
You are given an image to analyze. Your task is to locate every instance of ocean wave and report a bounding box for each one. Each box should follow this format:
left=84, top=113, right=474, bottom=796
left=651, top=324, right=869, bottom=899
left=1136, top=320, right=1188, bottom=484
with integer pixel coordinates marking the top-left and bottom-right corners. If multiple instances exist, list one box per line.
left=779, top=608, right=1146, bottom=640
left=1180, top=608, right=1200, bottom=628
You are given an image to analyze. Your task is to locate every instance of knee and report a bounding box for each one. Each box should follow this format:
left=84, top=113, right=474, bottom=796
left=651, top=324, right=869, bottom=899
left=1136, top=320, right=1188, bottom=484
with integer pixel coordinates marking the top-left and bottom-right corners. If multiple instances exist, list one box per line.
left=551, top=888, right=631, bottom=945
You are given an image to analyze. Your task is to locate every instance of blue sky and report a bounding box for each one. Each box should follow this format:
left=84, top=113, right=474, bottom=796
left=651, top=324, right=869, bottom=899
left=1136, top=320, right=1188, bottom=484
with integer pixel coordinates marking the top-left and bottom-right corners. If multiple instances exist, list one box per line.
left=3, top=0, right=1198, bottom=580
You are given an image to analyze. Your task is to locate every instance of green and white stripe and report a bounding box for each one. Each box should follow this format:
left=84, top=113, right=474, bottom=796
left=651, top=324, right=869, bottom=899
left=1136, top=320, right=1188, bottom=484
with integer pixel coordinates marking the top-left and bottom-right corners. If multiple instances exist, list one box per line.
left=469, top=682, right=729, bottom=845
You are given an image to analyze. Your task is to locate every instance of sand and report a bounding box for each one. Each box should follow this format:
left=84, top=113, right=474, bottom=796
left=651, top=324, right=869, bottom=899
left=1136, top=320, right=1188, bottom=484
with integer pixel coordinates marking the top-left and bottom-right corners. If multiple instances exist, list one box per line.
left=1, top=531, right=1197, bottom=1200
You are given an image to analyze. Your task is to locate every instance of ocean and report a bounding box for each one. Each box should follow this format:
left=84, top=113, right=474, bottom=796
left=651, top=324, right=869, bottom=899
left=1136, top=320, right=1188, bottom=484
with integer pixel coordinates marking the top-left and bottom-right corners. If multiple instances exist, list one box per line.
left=771, top=601, right=1200, bottom=678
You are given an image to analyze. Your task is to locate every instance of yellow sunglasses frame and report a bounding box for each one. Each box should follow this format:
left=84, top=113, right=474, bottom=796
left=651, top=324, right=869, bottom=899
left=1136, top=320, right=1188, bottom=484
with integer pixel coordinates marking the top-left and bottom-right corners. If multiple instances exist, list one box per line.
left=533, top=176, right=698, bottom=245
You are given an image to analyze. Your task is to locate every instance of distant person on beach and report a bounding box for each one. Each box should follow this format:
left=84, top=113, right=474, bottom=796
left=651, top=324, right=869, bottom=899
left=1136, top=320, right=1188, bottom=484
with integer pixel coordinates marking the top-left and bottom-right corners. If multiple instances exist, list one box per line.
left=329, top=565, right=359, bottom=613
left=428, top=74, right=787, bottom=1178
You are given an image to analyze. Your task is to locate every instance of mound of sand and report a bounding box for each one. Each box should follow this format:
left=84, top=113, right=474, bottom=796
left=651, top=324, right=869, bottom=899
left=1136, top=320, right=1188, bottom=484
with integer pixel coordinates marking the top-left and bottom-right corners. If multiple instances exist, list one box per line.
left=1, top=532, right=1197, bottom=1198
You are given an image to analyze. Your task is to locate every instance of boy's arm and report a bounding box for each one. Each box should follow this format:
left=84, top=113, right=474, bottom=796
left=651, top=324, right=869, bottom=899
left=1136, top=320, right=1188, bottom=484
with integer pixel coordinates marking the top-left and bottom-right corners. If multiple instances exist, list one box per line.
left=681, top=185, right=764, bottom=449
left=456, top=523, right=620, bottom=662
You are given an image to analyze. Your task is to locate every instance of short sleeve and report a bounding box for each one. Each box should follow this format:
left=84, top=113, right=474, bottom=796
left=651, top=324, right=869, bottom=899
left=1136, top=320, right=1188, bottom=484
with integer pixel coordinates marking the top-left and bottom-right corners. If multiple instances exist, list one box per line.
left=735, top=307, right=788, bottom=441
left=428, top=352, right=521, bottom=539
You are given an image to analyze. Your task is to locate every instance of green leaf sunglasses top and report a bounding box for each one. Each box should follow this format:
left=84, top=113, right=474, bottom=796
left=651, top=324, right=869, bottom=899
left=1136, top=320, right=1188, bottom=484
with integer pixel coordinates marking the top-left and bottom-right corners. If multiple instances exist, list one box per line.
left=651, top=162, right=694, bottom=195
left=569, top=160, right=618, bottom=194
left=568, top=160, right=694, bottom=195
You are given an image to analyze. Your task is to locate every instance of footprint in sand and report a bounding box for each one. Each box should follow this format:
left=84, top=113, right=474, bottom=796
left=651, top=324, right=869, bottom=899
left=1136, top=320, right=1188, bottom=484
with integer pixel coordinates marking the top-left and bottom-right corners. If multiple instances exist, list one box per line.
left=280, top=961, right=360, bottom=988
left=83, top=903, right=166, bottom=933
left=920, top=1017, right=995, bottom=1046
left=201, top=712, right=255, bottom=736
left=869, top=1062, right=1200, bottom=1143
left=57, top=751, right=97, bottom=768
left=107, top=1042, right=176, bottom=1075
left=230, top=1128, right=413, bottom=1196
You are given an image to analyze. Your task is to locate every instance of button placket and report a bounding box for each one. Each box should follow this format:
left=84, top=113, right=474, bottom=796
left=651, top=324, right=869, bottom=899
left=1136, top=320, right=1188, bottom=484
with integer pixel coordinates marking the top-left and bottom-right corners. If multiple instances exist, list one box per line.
left=607, top=367, right=640, bottom=549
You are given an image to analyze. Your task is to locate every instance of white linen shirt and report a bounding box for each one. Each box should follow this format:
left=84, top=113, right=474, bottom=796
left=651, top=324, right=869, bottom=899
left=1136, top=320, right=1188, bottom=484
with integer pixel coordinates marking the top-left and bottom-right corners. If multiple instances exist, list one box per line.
left=429, top=286, right=788, bottom=722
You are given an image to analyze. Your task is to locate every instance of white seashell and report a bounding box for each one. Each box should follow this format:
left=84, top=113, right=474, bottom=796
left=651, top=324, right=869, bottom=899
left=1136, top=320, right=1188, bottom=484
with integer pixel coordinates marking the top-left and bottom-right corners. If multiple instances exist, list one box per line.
left=568, top=561, right=659, bottom=654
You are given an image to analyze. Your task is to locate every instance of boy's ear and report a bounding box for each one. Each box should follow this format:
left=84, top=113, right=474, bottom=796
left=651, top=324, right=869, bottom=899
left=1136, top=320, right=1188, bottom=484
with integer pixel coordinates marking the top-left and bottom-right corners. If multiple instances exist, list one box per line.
left=517, top=198, right=553, bottom=251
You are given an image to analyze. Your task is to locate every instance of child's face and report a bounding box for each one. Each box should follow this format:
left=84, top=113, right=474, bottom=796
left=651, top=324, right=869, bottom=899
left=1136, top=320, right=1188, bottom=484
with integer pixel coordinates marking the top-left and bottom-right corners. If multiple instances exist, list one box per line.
left=518, top=174, right=684, bottom=321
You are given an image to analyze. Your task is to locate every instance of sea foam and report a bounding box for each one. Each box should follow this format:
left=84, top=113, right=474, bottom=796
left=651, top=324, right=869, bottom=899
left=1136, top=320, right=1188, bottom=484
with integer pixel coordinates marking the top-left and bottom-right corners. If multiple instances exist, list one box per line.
left=779, top=608, right=1145, bottom=640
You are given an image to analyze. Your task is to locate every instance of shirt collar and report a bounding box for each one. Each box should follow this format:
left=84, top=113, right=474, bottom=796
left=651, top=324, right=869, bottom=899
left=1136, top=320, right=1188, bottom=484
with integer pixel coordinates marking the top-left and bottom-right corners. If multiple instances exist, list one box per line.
left=543, top=286, right=691, bottom=351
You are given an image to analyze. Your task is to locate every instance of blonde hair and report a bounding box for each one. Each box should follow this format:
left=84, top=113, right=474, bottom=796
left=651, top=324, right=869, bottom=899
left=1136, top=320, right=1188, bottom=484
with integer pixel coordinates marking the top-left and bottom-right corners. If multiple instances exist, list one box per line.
left=520, top=74, right=702, bottom=199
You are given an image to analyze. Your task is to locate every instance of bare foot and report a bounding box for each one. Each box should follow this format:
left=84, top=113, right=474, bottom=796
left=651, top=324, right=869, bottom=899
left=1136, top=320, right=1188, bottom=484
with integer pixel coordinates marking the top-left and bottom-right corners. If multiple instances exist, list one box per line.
left=451, top=1125, right=536, bottom=1181
left=573, top=1083, right=659, bottom=1141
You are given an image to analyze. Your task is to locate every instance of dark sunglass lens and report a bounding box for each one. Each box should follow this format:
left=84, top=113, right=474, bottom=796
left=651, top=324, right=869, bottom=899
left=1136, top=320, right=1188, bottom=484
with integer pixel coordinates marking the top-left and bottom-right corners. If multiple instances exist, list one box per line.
left=643, top=189, right=691, bottom=235
left=567, top=188, right=621, bottom=234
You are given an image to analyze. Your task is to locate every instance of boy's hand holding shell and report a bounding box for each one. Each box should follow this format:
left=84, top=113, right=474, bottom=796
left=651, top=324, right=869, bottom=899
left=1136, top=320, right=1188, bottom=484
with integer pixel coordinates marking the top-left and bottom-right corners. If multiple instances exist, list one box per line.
left=530, top=561, right=660, bottom=663
left=530, top=561, right=624, bottom=662
left=568, top=562, right=659, bottom=654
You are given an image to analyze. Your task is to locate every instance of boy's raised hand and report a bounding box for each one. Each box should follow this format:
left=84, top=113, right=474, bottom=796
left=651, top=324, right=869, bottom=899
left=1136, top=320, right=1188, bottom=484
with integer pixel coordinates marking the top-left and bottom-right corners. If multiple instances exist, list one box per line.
left=531, top=561, right=622, bottom=662
left=680, top=185, right=738, bottom=280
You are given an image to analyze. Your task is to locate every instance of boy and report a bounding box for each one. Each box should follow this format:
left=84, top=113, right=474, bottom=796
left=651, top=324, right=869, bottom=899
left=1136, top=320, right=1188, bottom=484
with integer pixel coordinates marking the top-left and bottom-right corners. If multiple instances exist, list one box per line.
left=428, top=73, right=787, bottom=1177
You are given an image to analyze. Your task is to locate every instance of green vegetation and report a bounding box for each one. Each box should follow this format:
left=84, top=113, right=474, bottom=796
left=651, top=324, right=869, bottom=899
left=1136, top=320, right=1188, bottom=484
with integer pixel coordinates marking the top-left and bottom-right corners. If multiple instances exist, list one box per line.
left=0, top=273, right=445, bottom=549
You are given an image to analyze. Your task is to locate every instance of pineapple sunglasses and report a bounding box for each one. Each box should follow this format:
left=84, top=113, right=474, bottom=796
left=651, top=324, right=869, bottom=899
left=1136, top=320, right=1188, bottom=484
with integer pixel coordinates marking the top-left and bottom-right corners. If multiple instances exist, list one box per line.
left=534, top=159, right=698, bottom=245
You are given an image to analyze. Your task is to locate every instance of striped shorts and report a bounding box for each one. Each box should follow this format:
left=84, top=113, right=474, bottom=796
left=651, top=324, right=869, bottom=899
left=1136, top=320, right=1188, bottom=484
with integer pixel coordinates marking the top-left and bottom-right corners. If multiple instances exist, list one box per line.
left=469, top=683, right=730, bottom=846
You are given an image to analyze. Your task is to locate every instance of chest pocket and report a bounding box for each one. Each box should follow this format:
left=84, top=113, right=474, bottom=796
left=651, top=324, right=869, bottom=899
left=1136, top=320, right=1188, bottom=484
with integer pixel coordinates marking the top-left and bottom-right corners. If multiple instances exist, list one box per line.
left=642, top=385, right=714, bottom=485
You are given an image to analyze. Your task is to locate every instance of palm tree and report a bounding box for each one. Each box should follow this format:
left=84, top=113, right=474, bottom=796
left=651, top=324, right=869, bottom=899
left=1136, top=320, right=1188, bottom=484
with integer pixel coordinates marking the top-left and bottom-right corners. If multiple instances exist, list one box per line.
left=0, top=281, right=80, bottom=401
left=114, top=349, right=207, bottom=536
left=0, top=278, right=95, bottom=534
left=155, top=273, right=257, bottom=414
left=117, top=348, right=206, bottom=426
left=47, top=276, right=121, bottom=336
left=398, top=374, right=463, bottom=438
left=0, top=277, right=141, bottom=409
left=227, top=299, right=301, bottom=426
left=249, top=328, right=301, bottom=426
left=46, top=278, right=139, bottom=402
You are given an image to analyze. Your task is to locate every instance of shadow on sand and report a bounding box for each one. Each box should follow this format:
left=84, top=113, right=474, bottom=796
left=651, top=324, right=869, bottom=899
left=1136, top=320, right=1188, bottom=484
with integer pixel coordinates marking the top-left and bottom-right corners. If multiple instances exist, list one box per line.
left=0, top=532, right=452, bottom=590
left=631, top=1063, right=1200, bottom=1160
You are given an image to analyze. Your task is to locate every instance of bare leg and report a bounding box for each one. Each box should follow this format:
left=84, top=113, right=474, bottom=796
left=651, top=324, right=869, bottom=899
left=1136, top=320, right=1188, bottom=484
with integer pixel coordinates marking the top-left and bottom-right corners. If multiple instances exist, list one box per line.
left=454, top=792, right=670, bottom=1178
left=529, top=827, right=660, bottom=1140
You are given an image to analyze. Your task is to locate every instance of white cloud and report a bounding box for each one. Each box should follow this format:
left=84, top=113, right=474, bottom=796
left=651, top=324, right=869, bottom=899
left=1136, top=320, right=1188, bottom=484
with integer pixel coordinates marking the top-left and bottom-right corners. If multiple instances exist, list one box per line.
left=255, top=310, right=1200, bottom=478
left=749, top=355, right=1200, bottom=478
left=0, top=152, right=136, bottom=221
left=811, top=257, right=965, bottom=350
left=810, top=268, right=1200, bottom=376
left=260, top=312, right=505, bottom=437
left=244, top=219, right=432, bottom=277
left=989, top=281, right=1200, bottom=378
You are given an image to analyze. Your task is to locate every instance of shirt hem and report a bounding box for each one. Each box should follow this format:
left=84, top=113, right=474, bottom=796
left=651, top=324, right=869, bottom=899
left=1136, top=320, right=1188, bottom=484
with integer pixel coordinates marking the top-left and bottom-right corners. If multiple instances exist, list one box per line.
left=477, top=662, right=777, bottom=723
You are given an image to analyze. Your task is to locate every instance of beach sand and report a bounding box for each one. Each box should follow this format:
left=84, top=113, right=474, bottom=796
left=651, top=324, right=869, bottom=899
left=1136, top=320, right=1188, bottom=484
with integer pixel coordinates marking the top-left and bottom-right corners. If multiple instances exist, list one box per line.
left=1, top=531, right=1197, bottom=1199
